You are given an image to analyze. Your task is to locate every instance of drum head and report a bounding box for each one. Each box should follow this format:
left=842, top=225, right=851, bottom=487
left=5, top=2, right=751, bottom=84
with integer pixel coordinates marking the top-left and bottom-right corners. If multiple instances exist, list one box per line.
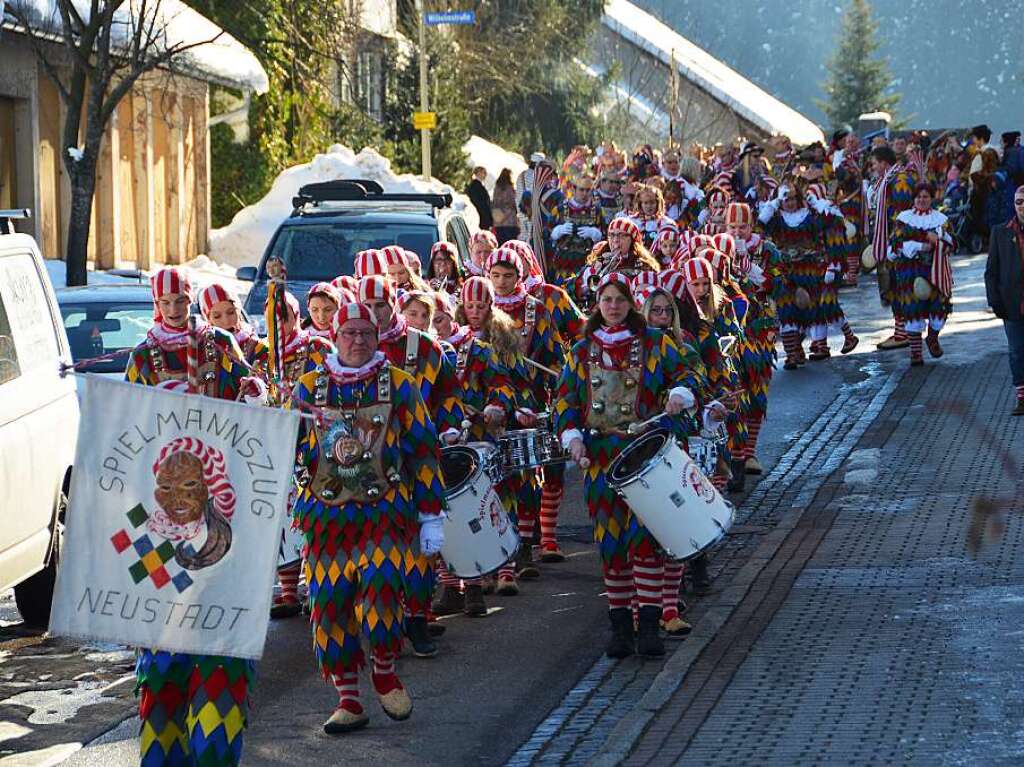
left=608, top=429, right=669, bottom=486
left=441, top=445, right=479, bottom=494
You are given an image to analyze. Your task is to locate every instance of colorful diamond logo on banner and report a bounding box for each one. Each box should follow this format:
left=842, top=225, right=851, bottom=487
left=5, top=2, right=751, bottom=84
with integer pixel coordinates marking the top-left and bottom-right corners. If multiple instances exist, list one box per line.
left=110, top=503, right=194, bottom=593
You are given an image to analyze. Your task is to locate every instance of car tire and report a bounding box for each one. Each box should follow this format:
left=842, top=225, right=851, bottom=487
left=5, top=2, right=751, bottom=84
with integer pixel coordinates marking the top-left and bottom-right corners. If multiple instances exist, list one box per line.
left=14, top=491, right=66, bottom=628
left=970, top=234, right=985, bottom=255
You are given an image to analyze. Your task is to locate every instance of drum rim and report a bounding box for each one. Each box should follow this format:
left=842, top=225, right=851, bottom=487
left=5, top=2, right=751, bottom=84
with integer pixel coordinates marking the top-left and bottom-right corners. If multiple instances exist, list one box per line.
left=440, top=444, right=487, bottom=499
left=607, top=428, right=673, bottom=488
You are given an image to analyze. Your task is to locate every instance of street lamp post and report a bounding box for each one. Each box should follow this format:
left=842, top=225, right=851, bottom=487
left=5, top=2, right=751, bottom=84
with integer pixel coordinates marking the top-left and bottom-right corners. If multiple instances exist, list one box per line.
left=416, top=0, right=431, bottom=181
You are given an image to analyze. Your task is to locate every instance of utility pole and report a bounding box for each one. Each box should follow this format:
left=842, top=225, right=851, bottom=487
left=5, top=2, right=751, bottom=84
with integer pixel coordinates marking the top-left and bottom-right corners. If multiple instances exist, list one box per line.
left=416, top=0, right=432, bottom=181
left=668, top=48, right=679, bottom=149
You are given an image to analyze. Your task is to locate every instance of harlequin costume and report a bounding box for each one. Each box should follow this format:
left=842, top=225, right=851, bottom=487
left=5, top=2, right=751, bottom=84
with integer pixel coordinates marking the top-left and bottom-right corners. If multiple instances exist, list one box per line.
left=888, top=204, right=954, bottom=365
left=290, top=302, right=446, bottom=734
left=305, top=282, right=344, bottom=340
left=572, top=218, right=660, bottom=307
left=431, top=291, right=517, bottom=616
left=198, top=283, right=269, bottom=370
left=505, top=240, right=586, bottom=559
left=127, top=268, right=254, bottom=767
left=547, top=177, right=607, bottom=288
left=554, top=272, right=703, bottom=658
left=832, top=149, right=866, bottom=285
left=358, top=276, right=463, bottom=654
left=457, top=275, right=544, bottom=593
left=485, top=248, right=569, bottom=569
left=697, top=187, right=731, bottom=236
left=723, top=203, right=782, bottom=474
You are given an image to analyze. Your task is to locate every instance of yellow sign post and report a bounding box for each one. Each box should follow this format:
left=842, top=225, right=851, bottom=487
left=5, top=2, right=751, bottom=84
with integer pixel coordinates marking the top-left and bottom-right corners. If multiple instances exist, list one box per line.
left=412, top=111, right=437, bottom=131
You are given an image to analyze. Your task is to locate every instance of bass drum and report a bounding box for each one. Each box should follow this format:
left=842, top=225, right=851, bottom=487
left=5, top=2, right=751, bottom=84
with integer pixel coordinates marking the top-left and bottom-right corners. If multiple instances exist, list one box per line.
left=607, top=429, right=733, bottom=561
left=440, top=443, right=519, bottom=578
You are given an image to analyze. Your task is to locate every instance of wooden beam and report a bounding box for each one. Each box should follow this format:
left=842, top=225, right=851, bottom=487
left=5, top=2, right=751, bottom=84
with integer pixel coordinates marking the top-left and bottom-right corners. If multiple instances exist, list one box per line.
left=131, top=89, right=155, bottom=269
left=165, top=90, right=182, bottom=264
left=181, top=94, right=196, bottom=261
left=195, top=86, right=210, bottom=257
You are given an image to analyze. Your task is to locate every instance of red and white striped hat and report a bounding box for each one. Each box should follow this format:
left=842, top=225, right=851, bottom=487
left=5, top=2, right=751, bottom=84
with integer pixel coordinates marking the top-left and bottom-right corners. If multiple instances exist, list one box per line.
left=659, top=269, right=689, bottom=302
left=607, top=216, right=641, bottom=243
left=153, top=437, right=235, bottom=520
left=690, top=233, right=717, bottom=260
left=431, top=241, right=457, bottom=260
left=197, top=282, right=237, bottom=319
left=508, top=240, right=544, bottom=279
left=332, top=301, right=378, bottom=334
left=354, top=249, right=387, bottom=278
left=596, top=271, right=633, bottom=297
left=634, top=285, right=657, bottom=305
left=307, top=282, right=340, bottom=306
left=150, top=267, right=193, bottom=321
left=397, top=290, right=431, bottom=312
left=357, top=275, right=395, bottom=307
left=470, top=230, right=498, bottom=250
left=461, top=275, right=495, bottom=304
left=725, top=202, right=753, bottom=227
left=332, top=274, right=358, bottom=293
left=683, top=256, right=715, bottom=283
left=632, top=271, right=658, bottom=291
left=652, top=228, right=679, bottom=253
left=760, top=176, right=779, bottom=195
left=708, top=249, right=732, bottom=280
left=711, top=233, right=736, bottom=259
left=804, top=182, right=827, bottom=202
left=404, top=250, right=421, bottom=271
left=335, top=287, right=356, bottom=304
left=484, top=246, right=525, bottom=280
left=706, top=186, right=730, bottom=206
left=380, top=245, right=408, bottom=268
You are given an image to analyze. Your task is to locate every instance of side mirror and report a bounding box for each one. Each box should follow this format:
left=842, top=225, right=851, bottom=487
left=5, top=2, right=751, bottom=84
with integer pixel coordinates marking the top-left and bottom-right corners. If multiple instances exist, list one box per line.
left=236, top=266, right=257, bottom=281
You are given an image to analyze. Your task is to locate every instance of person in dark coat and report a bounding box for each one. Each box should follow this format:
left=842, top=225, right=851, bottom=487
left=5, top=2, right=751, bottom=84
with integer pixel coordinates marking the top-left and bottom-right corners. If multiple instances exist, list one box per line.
left=984, top=184, right=1024, bottom=415
left=466, top=166, right=494, bottom=230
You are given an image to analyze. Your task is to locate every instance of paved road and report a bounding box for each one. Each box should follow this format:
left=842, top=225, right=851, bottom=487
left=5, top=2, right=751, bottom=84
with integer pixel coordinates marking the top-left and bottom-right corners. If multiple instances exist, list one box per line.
left=0, top=253, right=1004, bottom=765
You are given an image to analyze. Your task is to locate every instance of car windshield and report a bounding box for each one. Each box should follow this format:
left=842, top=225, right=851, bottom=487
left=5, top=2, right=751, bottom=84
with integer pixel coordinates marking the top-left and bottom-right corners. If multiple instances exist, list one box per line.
left=60, top=301, right=152, bottom=373
left=264, top=222, right=436, bottom=281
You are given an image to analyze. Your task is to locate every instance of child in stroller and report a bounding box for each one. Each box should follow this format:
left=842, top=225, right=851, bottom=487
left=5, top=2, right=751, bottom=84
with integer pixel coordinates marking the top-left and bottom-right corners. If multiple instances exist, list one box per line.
left=940, top=168, right=979, bottom=253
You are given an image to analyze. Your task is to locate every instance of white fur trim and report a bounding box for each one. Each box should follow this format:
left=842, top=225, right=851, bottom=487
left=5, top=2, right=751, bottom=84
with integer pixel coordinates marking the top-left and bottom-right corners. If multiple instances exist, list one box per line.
left=895, top=208, right=948, bottom=229
left=668, top=386, right=696, bottom=411
left=560, top=428, right=584, bottom=450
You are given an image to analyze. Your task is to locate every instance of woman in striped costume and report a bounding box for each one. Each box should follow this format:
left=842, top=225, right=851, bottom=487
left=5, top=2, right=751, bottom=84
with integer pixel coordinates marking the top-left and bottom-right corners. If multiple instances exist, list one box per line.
left=198, top=282, right=269, bottom=371
left=554, top=273, right=704, bottom=659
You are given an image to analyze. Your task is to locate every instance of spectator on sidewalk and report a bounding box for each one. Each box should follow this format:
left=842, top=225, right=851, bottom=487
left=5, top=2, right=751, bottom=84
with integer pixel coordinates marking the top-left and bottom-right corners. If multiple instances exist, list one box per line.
left=984, top=184, right=1024, bottom=415
left=492, top=168, right=519, bottom=244
left=465, top=166, right=494, bottom=231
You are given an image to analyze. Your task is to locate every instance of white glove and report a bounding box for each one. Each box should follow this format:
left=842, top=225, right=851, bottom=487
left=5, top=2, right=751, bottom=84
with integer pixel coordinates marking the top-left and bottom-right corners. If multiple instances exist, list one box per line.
left=823, top=270, right=836, bottom=285
left=579, top=226, right=603, bottom=242
left=901, top=241, right=924, bottom=257
left=844, top=220, right=857, bottom=240
left=240, top=376, right=268, bottom=406
left=441, top=428, right=460, bottom=445
left=551, top=222, right=573, bottom=241
left=747, top=262, right=766, bottom=287
left=418, top=514, right=445, bottom=556
left=704, top=400, right=727, bottom=423
left=735, top=238, right=748, bottom=256
left=778, top=184, right=790, bottom=201
left=745, top=186, right=758, bottom=200
left=483, top=404, right=506, bottom=427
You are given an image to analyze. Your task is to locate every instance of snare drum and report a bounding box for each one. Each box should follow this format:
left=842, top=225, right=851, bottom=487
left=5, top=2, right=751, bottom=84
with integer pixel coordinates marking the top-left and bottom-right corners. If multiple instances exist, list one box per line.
left=440, top=443, right=519, bottom=577
left=498, top=428, right=565, bottom=473
left=607, top=429, right=733, bottom=560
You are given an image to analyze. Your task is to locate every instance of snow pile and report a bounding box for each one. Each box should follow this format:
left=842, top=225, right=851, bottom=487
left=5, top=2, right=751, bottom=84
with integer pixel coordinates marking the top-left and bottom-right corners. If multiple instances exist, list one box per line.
left=463, top=136, right=528, bottom=193
left=44, top=257, right=250, bottom=302
left=208, top=144, right=480, bottom=268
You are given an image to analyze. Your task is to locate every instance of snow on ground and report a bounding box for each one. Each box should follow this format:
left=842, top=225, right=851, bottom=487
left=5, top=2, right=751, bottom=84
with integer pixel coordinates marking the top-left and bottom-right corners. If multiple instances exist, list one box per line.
left=208, top=144, right=481, bottom=268
left=463, top=135, right=528, bottom=193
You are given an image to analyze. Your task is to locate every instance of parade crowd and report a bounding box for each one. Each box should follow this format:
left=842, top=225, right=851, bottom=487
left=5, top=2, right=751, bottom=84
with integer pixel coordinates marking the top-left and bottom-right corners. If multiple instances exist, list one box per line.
left=119, top=122, right=1024, bottom=765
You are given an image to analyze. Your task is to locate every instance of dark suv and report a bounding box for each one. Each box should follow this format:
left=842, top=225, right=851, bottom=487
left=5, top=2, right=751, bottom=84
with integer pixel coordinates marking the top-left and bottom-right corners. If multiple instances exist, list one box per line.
left=239, top=179, right=472, bottom=323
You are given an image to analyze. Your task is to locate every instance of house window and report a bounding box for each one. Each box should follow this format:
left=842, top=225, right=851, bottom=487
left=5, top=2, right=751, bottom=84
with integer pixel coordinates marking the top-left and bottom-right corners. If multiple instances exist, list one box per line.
left=355, top=50, right=383, bottom=122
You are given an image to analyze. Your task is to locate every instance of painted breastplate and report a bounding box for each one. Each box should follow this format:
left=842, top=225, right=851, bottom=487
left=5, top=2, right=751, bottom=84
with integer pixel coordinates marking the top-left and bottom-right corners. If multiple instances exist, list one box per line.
left=308, top=366, right=399, bottom=506
left=586, top=337, right=642, bottom=435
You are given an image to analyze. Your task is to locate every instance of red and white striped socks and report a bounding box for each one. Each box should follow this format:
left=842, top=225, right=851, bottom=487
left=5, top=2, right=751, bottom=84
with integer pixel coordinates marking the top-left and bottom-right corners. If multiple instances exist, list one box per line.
left=277, top=562, right=300, bottom=604
left=845, top=251, right=860, bottom=282
left=371, top=650, right=402, bottom=696
left=908, top=332, right=923, bottom=363
left=633, top=558, right=664, bottom=609
left=744, top=416, right=763, bottom=460
left=539, top=477, right=564, bottom=550
left=436, top=560, right=460, bottom=588
left=841, top=321, right=856, bottom=342
left=894, top=318, right=907, bottom=343
left=517, top=513, right=537, bottom=548
left=603, top=564, right=635, bottom=610
left=1016, top=384, right=1024, bottom=402
left=332, top=670, right=363, bottom=714
left=781, top=331, right=802, bottom=364
left=662, top=561, right=685, bottom=621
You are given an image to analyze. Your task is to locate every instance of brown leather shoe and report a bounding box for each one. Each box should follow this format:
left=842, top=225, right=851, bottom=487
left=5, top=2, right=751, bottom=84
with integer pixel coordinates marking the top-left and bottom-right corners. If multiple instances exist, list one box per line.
left=926, top=333, right=943, bottom=358
left=877, top=335, right=909, bottom=350
left=323, top=706, right=369, bottom=734
left=841, top=334, right=859, bottom=354
left=463, top=585, right=487, bottom=617
left=430, top=585, right=464, bottom=616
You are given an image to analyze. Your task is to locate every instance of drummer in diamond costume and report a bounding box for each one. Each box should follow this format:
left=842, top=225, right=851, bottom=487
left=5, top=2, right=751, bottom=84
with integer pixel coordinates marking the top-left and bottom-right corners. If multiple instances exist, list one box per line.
left=485, top=247, right=568, bottom=574
left=554, top=272, right=703, bottom=660
left=127, top=268, right=258, bottom=767
left=291, top=302, right=445, bottom=734
left=198, top=282, right=270, bottom=371
left=547, top=174, right=606, bottom=288
left=430, top=291, right=515, bottom=616
left=357, top=276, right=463, bottom=657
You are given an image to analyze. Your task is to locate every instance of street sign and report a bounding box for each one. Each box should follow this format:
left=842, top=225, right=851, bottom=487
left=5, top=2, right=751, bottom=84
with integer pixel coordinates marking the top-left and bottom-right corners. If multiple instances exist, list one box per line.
left=424, top=10, right=476, bottom=26
left=412, top=111, right=437, bottom=130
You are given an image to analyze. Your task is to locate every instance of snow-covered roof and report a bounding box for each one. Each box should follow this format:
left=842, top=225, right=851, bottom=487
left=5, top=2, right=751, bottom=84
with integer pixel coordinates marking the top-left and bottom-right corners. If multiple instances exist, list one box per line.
left=4, top=0, right=269, bottom=93
left=602, top=0, right=823, bottom=146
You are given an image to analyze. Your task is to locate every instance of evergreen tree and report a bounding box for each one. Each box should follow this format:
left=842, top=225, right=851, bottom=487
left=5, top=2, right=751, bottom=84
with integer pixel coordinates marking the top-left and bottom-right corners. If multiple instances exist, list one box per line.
left=816, top=0, right=900, bottom=129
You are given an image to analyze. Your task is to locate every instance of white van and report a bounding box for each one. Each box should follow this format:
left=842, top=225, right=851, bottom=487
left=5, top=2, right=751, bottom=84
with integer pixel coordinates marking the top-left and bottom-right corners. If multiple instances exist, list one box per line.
left=0, top=233, right=79, bottom=625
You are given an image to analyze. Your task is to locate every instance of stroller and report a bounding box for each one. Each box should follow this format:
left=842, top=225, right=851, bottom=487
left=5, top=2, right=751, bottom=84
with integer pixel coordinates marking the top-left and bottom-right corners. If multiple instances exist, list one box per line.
left=940, top=181, right=982, bottom=254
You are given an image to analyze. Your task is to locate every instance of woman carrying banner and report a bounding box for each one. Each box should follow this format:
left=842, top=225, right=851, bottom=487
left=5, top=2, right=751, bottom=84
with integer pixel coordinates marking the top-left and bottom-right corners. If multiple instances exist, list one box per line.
left=887, top=182, right=955, bottom=366
left=553, top=273, right=704, bottom=659
left=126, top=268, right=259, bottom=767
left=291, top=302, right=446, bottom=734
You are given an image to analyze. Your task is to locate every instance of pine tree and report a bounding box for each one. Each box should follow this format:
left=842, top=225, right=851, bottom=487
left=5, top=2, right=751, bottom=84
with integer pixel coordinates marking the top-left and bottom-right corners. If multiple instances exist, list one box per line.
left=817, top=0, right=900, bottom=129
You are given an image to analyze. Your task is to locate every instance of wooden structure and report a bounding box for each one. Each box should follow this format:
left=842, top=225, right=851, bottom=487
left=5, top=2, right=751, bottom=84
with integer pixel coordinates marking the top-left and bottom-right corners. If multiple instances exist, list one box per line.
left=0, top=9, right=266, bottom=267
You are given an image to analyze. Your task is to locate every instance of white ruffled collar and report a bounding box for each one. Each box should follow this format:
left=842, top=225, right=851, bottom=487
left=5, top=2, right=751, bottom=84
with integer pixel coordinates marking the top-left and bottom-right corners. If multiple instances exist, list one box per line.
left=896, top=208, right=947, bottom=229
left=780, top=208, right=810, bottom=227
left=323, top=351, right=387, bottom=383
left=147, top=320, right=209, bottom=351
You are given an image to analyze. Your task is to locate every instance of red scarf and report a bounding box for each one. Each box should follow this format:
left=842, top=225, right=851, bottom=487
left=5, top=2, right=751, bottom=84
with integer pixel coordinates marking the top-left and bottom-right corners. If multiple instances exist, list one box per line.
left=147, top=319, right=204, bottom=350
left=446, top=325, right=472, bottom=348
left=378, top=313, right=408, bottom=344
left=592, top=323, right=633, bottom=348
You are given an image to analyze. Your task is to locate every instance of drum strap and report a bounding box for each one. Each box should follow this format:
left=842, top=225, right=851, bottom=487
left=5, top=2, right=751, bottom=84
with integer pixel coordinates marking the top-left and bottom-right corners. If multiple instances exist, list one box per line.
left=404, top=328, right=421, bottom=374
left=520, top=298, right=537, bottom=353
left=455, top=341, right=470, bottom=382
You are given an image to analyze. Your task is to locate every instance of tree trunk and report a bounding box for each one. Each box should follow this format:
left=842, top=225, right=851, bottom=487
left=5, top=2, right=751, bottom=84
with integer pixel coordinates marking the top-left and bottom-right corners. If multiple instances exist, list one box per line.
left=64, top=164, right=98, bottom=287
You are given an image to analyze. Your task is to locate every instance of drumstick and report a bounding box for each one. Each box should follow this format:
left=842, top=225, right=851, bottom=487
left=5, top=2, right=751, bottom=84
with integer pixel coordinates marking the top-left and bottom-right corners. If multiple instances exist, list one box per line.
left=524, top=357, right=560, bottom=378
left=627, top=411, right=667, bottom=435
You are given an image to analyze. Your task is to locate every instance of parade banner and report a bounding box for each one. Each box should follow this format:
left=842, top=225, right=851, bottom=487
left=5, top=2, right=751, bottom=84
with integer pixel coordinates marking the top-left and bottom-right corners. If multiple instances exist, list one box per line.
left=50, top=376, right=300, bottom=660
